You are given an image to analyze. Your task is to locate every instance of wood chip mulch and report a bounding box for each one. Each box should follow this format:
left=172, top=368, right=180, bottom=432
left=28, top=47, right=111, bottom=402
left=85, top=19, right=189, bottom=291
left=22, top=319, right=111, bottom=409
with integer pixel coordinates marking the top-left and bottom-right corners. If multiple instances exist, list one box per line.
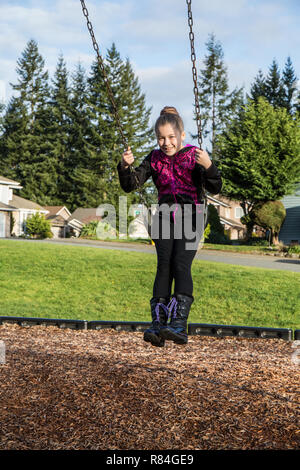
left=0, top=323, right=299, bottom=450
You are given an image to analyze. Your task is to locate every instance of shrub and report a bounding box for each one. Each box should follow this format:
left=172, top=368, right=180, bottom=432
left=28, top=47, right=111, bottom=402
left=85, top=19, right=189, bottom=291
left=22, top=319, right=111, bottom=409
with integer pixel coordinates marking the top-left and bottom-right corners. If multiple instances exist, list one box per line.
left=25, top=213, right=53, bottom=239
left=80, top=220, right=118, bottom=239
left=250, top=201, right=286, bottom=245
left=245, top=237, right=269, bottom=247
left=80, top=220, right=99, bottom=237
left=288, top=245, right=300, bottom=255
left=206, top=204, right=230, bottom=244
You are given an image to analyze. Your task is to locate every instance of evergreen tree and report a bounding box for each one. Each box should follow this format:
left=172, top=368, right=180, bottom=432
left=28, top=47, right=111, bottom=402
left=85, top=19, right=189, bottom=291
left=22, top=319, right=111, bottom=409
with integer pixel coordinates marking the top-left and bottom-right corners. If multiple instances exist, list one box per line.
left=0, top=39, right=155, bottom=215
left=0, top=102, right=5, bottom=164
left=111, top=52, right=155, bottom=206
left=216, top=97, right=300, bottom=239
left=0, top=96, right=28, bottom=179
left=0, top=101, right=5, bottom=134
left=265, top=59, right=285, bottom=108
left=96, top=43, right=129, bottom=208
left=196, top=33, right=244, bottom=161
left=13, top=39, right=49, bottom=119
left=248, top=57, right=298, bottom=115
left=87, top=43, right=154, bottom=209
left=0, top=39, right=58, bottom=204
left=206, top=204, right=229, bottom=244
left=65, top=62, right=97, bottom=211
left=84, top=50, right=116, bottom=208
left=248, top=69, right=267, bottom=102
left=49, top=54, right=72, bottom=204
left=282, top=56, right=298, bottom=114
left=297, top=91, right=300, bottom=115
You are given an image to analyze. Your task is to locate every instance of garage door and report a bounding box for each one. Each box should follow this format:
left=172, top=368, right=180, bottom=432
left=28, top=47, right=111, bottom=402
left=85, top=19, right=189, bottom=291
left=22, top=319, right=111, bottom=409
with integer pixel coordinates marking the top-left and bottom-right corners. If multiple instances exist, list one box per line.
left=0, top=212, right=5, bottom=237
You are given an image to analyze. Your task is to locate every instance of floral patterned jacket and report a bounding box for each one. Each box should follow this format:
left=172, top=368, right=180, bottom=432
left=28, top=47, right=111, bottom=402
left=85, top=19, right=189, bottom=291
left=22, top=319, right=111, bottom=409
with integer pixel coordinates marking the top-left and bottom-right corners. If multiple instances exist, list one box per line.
left=117, top=144, right=222, bottom=207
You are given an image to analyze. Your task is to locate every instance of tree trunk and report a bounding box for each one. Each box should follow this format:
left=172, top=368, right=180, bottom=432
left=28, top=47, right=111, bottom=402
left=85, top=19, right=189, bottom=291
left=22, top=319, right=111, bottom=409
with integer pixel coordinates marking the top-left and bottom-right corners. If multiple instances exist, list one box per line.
left=245, top=222, right=254, bottom=241
left=272, top=232, right=280, bottom=245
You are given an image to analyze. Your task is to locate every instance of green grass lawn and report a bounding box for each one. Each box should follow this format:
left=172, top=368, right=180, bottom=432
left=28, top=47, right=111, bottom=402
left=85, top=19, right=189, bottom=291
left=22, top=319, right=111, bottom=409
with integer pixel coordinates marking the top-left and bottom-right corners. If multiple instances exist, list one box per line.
left=0, top=239, right=299, bottom=329
left=203, top=243, right=272, bottom=253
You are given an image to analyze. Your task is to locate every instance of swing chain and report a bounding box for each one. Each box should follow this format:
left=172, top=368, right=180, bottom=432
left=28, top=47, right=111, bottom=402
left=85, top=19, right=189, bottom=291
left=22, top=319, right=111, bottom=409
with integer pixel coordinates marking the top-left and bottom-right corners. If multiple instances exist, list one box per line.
left=80, top=0, right=128, bottom=150
left=80, top=0, right=148, bottom=205
left=186, top=0, right=203, bottom=150
left=186, top=0, right=208, bottom=229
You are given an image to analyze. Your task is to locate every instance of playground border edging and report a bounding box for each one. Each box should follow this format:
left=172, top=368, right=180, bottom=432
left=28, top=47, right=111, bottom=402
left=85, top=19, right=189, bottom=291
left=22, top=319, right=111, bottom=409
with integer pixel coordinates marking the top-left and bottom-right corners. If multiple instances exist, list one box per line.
left=0, top=316, right=297, bottom=341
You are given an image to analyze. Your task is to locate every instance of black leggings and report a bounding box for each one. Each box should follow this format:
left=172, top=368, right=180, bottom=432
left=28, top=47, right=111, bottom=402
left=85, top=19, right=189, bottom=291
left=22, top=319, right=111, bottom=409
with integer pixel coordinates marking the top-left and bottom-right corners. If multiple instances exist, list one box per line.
left=152, top=211, right=199, bottom=299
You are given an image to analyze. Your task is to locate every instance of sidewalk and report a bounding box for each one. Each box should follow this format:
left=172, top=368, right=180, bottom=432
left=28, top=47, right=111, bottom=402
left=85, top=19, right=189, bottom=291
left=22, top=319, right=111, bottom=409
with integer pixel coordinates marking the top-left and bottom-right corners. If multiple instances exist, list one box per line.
left=5, top=237, right=300, bottom=272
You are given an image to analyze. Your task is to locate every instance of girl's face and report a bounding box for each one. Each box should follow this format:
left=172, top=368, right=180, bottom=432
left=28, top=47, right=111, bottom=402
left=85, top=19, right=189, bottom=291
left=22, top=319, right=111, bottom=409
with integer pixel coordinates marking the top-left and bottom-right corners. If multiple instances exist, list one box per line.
left=157, top=123, right=186, bottom=157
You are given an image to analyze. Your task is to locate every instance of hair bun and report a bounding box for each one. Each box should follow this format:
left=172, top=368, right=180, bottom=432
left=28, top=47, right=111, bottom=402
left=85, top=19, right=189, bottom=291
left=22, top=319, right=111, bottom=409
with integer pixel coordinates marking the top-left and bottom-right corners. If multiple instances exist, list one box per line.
left=160, top=106, right=180, bottom=116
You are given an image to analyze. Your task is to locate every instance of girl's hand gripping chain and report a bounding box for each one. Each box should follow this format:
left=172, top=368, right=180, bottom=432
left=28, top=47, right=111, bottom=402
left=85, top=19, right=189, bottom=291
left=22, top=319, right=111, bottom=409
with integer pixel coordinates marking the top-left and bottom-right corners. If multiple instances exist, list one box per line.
left=195, top=148, right=212, bottom=170
left=122, top=146, right=134, bottom=169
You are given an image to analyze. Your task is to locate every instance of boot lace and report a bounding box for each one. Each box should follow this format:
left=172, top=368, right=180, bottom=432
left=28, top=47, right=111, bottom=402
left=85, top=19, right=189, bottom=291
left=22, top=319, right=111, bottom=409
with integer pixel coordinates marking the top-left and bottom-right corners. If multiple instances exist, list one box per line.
left=167, top=297, right=178, bottom=320
left=155, top=302, right=170, bottom=323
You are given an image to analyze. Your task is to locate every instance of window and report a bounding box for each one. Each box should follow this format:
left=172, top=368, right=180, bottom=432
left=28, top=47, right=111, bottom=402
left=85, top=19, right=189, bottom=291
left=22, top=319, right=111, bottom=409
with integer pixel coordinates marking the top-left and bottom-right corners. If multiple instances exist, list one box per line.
left=21, top=211, right=35, bottom=233
left=235, top=207, right=244, bottom=219
left=0, top=186, right=8, bottom=204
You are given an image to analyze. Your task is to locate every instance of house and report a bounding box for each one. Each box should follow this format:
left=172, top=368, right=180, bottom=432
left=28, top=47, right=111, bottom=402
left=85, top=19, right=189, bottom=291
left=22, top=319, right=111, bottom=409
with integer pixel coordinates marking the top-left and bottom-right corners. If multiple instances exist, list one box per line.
left=67, top=208, right=102, bottom=237
left=0, top=174, right=49, bottom=238
left=126, top=196, right=248, bottom=240
left=279, top=183, right=300, bottom=245
left=125, top=196, right=249, bottom=240
left=127, top=205, right=150, bottom=239
left=207, top=194, right=247, bottom=240
left=43, top=206, right=82, bottom=239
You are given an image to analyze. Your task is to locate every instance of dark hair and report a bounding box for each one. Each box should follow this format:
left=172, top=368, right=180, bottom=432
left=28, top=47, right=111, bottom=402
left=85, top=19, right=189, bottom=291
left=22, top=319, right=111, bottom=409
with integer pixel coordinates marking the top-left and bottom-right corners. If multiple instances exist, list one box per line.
left=155, top=106, right=184, bottom=136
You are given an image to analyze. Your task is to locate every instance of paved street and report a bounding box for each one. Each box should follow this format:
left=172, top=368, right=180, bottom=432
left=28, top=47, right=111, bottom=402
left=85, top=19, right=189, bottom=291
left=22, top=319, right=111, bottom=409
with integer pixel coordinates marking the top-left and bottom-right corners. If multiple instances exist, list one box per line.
left=4, top=237, right=300, bottom=273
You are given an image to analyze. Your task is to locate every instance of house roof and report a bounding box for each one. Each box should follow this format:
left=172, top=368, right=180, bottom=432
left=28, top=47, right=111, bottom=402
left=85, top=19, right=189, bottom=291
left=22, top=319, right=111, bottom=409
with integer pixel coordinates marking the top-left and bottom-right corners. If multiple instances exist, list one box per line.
left=46, top=214, right=67, bottom=226
left=0, top=174, right=21, bottom=186
left=68, top=208, right=102, bottom=224
left=220, top=216, right=244, bottom=228
left=0, top=201, right=17, bottom=211
left=44, top=206, right=71, bottom=218
left=207, top=195, right=230, bottom=207
left=44, top=206, right=65, bottom=216
left=10, top=194, right=48, bottom=212
left=67, top=218, right=83, bottom=229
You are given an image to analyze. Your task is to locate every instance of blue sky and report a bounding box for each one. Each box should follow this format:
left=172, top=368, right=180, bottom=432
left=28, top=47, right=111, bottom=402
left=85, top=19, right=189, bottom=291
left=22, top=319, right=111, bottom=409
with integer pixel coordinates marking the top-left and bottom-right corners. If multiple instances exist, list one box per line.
left=0, top=0, right=299, bottom=142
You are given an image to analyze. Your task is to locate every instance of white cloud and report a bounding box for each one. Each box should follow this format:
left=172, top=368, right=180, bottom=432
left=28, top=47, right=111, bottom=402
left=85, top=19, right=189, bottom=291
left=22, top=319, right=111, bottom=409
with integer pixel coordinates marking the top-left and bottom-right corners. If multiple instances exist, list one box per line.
left=133, top=60, right=201, bottom=143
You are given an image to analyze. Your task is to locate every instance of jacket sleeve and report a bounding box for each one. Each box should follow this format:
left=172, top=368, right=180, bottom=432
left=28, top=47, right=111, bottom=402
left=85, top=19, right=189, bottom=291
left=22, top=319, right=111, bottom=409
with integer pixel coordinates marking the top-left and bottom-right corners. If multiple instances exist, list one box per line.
left=195, top=162, right=222, bottom=195
left=117, top=152, right=153, bottom=193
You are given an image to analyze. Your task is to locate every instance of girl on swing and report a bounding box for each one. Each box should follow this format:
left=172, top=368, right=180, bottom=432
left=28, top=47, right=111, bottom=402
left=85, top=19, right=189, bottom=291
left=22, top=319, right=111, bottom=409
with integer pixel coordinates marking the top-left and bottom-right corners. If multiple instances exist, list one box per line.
left=117, top=106, right=222, bottom=347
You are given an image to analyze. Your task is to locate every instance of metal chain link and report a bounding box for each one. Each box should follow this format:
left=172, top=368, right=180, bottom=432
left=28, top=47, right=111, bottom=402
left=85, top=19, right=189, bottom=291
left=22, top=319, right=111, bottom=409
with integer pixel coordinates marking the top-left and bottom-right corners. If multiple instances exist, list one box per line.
left=186, top=0, right=203, bottom=150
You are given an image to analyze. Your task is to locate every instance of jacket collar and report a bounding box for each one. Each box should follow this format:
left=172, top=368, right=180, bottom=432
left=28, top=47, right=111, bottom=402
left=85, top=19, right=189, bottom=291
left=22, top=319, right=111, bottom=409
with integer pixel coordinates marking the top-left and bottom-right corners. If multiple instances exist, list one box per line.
left=157, top=144, right=194, bottom=162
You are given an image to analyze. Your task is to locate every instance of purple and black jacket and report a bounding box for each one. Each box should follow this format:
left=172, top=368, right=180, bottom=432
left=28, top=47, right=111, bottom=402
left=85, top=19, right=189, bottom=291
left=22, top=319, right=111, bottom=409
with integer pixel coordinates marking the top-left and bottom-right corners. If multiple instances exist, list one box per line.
left=117, top=144, right=222, bottom=209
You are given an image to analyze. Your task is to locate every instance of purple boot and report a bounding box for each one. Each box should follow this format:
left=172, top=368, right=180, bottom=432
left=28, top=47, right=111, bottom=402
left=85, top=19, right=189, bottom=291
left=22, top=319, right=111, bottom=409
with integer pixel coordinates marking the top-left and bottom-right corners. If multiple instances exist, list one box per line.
left=159, top=294, right=194, bottom=344
left=143, top=297, right=170, bottom=347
